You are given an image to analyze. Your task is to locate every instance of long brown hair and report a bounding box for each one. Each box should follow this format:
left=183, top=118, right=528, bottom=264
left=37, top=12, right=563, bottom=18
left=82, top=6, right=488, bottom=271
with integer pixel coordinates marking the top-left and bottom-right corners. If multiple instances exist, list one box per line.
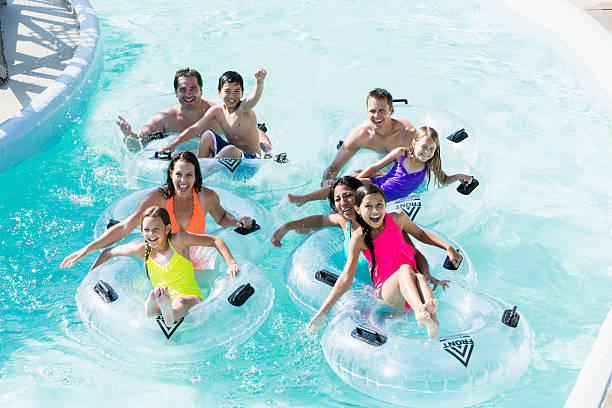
left=354, top=184, right=386, bottom=280
left=141, top=206, right=172, bottom=279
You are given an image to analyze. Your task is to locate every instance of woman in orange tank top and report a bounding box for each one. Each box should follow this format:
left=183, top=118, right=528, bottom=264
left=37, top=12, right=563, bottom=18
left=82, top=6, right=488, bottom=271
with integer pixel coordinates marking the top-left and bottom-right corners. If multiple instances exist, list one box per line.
left=61, top=152, right=252, bottom=269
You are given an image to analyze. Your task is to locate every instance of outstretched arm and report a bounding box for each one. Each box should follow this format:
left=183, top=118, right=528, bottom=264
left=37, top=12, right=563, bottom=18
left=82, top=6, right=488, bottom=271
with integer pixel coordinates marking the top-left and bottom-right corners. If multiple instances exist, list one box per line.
left=357, top=147, right=404, bottom=178
left=439, top=171, right=473, bottom=186
left=159, top=107, right=218, bottom=153
left=271, top=214, right=337, bottom=247
left=90, top=241, right=145, bottom=271
left=243, top=68, right=267, bottom=110
left=404, top=233, right=450, bottom=291
left=60, top=192, right=160, bottom=269
left=181, top=233, right=240, bottom=278
left=205, top=190, right=252, bottom=228
left=393, top=212, right=462, bottom=268
left=307, top=233, right=363, bottom=329
left=322, top=143, right=359, bottom=186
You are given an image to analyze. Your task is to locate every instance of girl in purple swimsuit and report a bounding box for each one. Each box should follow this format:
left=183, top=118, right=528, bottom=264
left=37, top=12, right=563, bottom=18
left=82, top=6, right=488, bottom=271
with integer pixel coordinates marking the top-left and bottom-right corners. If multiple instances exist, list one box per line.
left=355, top=126, right=472, bottom=201
left=307, top=184, right=462, bottom=338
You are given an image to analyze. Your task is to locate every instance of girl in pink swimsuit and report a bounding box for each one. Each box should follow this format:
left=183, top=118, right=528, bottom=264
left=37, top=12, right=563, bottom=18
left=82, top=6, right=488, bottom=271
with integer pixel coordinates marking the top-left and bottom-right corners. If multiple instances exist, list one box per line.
left=308, top=183, right=462, bottom=338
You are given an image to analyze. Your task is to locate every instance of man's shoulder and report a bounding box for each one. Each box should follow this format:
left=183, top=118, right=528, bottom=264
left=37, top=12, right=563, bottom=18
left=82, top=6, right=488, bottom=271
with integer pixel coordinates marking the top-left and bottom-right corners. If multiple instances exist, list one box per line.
left=391, top=117, right=416, bottom=134
left=345, top=120, right=372, bottom=147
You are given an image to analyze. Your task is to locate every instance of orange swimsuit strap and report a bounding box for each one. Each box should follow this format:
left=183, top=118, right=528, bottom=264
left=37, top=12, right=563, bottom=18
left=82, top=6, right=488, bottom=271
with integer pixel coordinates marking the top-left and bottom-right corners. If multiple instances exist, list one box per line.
left=165, top=188, right=206, bottom=234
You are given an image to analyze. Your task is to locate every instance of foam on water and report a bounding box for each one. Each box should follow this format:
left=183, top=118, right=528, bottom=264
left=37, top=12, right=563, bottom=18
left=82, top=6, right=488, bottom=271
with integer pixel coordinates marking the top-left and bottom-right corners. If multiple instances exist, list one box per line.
left=1, top=0, right=611, bottom=406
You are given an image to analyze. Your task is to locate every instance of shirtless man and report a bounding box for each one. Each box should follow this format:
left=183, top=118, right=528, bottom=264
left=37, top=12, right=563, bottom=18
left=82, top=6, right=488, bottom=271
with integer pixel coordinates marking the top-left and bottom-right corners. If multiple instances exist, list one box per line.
left=116, top=68, right=222, bottom=151
left=117, top=68, right=272, bottom=153
left=288, top=88, right=416, bottom=205
left=322, top=88, right=416, bottom=185
left=160, top=68, right=269, bottom=159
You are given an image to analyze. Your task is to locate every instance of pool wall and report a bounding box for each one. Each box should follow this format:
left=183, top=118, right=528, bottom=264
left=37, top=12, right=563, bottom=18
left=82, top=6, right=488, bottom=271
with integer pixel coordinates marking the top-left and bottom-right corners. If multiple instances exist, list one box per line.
left=481, top=0, right=612, bottom=405
left=487, top=0, right=612, bottom=101
left=0, top=0, right=102, bottom=173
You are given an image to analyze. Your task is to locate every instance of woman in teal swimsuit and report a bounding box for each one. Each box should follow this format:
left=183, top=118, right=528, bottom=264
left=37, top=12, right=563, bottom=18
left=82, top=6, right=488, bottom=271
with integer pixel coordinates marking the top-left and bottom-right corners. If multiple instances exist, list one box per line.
left=272, top=176, right=448, bottom=290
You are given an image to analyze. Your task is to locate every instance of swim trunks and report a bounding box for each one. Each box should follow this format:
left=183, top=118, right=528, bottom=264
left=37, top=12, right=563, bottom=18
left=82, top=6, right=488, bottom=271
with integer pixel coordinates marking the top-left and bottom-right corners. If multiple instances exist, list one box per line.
left=371, top=156, right=426, bottom=202
left=165, top=189, right=206, bottom=234
left=208, top=130, right=261, bottom=159
left=146, top=239, right=204, bottom=300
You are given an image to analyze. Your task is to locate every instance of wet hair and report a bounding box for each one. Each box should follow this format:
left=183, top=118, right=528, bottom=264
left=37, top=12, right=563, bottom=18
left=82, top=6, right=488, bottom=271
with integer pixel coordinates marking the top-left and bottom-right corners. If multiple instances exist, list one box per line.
left=218, top=71, right=244, bottom=92
left=408, top=126, right=443, bottom=188
left=173, top=68, right=203, bottom=92
left=366, top=88, right=393, bottom=109
left=158, top=151, right=203, bottom=199
left=354, top=184, right=386, bottom=280
left=327, top=176, right=364, bottom=213
left=141, top=206, right=172, bottom=279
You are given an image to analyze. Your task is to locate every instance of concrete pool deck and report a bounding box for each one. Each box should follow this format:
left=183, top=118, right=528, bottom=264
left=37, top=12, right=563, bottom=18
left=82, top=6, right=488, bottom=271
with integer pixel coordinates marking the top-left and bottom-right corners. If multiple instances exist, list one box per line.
left=0, top=0, right=101, bottom=172
left=0, top=0, right=79, bottom=124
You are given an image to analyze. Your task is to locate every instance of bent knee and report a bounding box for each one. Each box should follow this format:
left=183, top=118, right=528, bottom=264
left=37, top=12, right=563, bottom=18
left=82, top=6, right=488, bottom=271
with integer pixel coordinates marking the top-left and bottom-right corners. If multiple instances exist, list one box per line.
left=217, top=145, right=242, bottom=158
left=399, top=264, right=416, bottom=275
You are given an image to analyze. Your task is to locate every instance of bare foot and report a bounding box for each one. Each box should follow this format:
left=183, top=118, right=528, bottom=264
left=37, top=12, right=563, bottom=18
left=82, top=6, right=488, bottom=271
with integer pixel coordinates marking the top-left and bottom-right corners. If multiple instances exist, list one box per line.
left=414, top=305, right=430, bottom=329
left=416, top=305, right=438, bottom=338
left=155, top=287, right=174, bottom=327
left=425, top=299, right=439, bottom=330
left=144, top=289, right=159, bottom=317
left=287, top=194, right=306, bottom=207
left=424, top=299, right=438, bottom=314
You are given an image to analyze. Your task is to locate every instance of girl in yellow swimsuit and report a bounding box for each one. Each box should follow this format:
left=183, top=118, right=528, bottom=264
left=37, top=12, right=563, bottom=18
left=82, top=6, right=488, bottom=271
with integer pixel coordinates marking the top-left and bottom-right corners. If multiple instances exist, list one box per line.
left=90, top=206, right=240, bottom=328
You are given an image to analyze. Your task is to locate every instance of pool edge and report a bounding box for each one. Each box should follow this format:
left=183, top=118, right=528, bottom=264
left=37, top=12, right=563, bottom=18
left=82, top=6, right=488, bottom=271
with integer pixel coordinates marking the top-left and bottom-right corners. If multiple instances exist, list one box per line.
left=479, top=1, right=612, bottom=405
left=0, top=0, right=103, bottom=173
left=491, top=0, right=612, bottom=102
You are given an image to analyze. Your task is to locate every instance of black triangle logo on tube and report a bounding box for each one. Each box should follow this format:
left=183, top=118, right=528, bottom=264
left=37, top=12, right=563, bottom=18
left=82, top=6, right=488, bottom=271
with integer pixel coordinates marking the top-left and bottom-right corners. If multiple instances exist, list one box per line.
left=440, top=334, right=475, bottom=368
left=218, top=158, right=242, bottom=173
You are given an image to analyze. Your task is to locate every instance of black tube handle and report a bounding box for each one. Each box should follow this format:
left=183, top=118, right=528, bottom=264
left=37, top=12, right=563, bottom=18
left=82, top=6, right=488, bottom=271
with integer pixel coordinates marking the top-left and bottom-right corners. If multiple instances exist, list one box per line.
left=315, top=269, right=339, bottom=287
left=234, top=220, right=261, bottom=235
left=443, top=250, right=462, bottom=270
left=351, top=326, right=387, bottom=346
left=154, top=150, right=172, bottom=161
left=447, top=128, right=469, bottom=143
left=502, top=305, right=520, bottom=328
left=228, top=283, right=255, bottom=307
left=457, top=178, right=479, bottom=195
left=392, top=99, right=409, bottom=104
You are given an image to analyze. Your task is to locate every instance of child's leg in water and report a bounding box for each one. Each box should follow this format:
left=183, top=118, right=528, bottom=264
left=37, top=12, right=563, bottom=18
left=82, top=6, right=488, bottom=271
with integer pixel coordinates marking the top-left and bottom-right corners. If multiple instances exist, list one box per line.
left=380, top=264, right=438, bottom=338
left=170, top=295, right=202, bottom=323
left=416, top=273, right=439, bottom=331
left=287, top=187, right=328, bottom=206
left=144, top=289, right=160, bottom=317
left=154, top=286, right=174, bottom=327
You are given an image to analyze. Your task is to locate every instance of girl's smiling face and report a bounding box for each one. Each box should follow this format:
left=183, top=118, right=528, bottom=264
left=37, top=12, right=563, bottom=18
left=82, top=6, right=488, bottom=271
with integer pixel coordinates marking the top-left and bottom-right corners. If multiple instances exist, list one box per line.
left=141, top=215, right=171, bottom=249
left=413, top=135, right=437, bottom=162
left=356, top=192, right=386, bottom=229
left=334, top=184, right=357, bottom=220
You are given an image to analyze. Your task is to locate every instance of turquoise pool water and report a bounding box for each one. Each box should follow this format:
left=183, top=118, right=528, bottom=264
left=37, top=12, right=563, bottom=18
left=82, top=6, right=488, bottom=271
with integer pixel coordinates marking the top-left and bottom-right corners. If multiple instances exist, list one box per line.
left=1, top=0, right=612, bottom=406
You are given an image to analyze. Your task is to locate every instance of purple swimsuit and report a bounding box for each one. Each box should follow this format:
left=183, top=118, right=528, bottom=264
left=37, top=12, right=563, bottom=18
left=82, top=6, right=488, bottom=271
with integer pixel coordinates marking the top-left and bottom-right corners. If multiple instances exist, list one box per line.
left=371, top=156, right=426, bottom=202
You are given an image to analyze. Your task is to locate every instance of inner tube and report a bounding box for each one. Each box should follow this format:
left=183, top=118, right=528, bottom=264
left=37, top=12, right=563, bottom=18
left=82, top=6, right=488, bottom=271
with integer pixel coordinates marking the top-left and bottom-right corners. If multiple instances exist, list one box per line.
left=283, top=224, right=476, bottom=314
left=321, top=284, right=534, bottom=407
left=77, top=256, right=274, bottom=363
left=94, top=187, right=274, bottom=268
left=119, top=94, right=309, bottom=197
left=321, top=101, right=487, bottom=233
left=283, top=224, right=533, bottom=407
